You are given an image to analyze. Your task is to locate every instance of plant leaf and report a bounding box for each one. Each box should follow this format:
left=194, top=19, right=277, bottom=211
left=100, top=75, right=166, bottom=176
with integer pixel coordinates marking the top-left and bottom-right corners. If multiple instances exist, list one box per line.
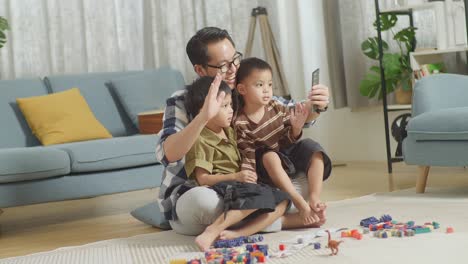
left=382, top=53, right=402, bottom=78
left=374, top=14, right=398, bottom=31
left=361, top=37, right=389, bottom=60
left=359, top=71, right=381, bottom=98
left=378, top=80, right=396, bottom=100
left=370, top=66, right=380, bottom=73
left=394, top=27, right=417, bottom=52
left=0, top=16, right=9, bottom=31
left=0, top=16, right=9, bottom=49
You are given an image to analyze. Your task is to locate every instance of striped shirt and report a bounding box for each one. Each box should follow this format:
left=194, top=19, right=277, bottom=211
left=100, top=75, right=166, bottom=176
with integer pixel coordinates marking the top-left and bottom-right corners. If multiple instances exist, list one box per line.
left=156, top=89, right=315, bottom=220
left=234, top=100, right=301, bottom=172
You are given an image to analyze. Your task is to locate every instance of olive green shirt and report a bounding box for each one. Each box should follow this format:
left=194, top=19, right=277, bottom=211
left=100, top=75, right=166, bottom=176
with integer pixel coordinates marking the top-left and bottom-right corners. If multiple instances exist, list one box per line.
left=185, top=127, right=241, bottom=179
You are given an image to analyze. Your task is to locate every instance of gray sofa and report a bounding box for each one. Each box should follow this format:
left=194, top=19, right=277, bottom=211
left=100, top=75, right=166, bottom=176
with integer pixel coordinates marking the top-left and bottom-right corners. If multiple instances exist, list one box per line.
left=0, top=68, right=183, bottom=216
left=403, top=74, right=468, bottom=193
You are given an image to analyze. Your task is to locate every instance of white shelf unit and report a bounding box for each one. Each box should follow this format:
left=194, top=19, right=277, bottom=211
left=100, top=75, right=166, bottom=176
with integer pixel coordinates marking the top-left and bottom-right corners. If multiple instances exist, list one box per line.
left=381, top=2, right=448, bottom=50
left=387, top=104, right=412, bottom=111
left=410, top=47, right=468, bottom=74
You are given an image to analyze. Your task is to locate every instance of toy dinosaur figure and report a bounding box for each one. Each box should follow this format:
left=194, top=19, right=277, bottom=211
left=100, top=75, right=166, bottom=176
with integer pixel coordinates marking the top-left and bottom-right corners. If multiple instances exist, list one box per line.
left=326, top=230, right=343, bottom=256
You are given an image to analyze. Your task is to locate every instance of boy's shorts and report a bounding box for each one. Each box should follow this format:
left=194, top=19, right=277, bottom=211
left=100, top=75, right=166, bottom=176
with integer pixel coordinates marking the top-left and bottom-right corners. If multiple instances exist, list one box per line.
left=255, top=138, right=332, bottom=186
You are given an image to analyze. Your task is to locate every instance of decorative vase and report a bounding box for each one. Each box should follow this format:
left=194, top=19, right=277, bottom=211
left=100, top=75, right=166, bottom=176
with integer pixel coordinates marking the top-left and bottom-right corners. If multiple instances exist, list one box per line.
left=395, top=86, right=412, bottom=104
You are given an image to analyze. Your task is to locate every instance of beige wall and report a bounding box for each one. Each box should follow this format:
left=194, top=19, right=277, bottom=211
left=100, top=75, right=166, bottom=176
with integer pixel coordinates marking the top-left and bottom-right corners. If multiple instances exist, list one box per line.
left=303, top=106, right=406, bottom=162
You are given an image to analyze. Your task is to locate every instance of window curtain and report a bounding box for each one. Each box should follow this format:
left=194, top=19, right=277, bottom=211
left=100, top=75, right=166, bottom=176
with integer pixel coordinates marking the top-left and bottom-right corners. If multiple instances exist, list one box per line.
left=0, top=0, right=272, bottom=81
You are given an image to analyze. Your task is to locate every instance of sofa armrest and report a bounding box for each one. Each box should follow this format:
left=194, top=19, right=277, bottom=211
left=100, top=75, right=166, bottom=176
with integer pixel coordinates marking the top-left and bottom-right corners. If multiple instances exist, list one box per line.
left=412, top=74, right=468, bottom=117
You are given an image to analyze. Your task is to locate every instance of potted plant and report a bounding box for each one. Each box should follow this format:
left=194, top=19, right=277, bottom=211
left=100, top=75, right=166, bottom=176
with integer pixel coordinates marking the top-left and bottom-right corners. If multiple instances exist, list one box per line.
left=0, top=16, right=9, bottom=49
left=359, top=14, right=417, bottom=104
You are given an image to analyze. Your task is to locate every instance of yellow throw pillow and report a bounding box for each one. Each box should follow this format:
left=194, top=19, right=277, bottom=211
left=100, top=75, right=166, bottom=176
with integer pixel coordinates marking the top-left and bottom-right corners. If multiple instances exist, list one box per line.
left=16, top=88, right=112, bottom=145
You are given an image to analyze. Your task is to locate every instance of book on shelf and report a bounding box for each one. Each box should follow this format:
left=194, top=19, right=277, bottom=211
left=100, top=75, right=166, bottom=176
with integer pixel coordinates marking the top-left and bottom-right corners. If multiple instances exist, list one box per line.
left=413, top=62, right=445, bottom=80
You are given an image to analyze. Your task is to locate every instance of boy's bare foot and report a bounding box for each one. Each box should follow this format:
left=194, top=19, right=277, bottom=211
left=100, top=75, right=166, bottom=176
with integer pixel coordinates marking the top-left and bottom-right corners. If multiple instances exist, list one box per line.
left=219, top=230, right=242, bottom=240
left=296, top=200, right=317, bottom=225
left=308, top=201, right=327, bottom=226
left=195, top=227, right=219, bottom=251
left=316, top=209, right=327, bottom=226
left=282, top=212, right=323, bottom=229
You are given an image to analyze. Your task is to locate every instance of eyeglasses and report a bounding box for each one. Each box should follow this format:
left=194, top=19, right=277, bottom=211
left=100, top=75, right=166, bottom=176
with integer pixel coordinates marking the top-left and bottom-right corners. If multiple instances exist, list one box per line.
left=206, top=52, right=243, bottom=74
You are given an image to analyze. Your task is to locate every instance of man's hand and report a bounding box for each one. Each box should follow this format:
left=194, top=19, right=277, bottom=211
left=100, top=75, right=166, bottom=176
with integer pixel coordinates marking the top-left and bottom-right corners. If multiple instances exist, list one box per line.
left=308, top=84, right=330, bottom=111
left=235, top=170, right=257, bottom=183
left=290, top=103, right=308, bottom=138
left=198, top=73, right=225, bottom=122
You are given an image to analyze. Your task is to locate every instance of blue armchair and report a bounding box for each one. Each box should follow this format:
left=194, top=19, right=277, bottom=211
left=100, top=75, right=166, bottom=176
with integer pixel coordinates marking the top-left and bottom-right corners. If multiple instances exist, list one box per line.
left=403, top=74, right=468, bottom=193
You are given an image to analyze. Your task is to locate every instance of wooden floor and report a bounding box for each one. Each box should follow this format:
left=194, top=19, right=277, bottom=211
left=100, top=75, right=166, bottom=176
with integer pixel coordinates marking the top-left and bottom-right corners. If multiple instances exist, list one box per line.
left=1, top=161, right=468, bottom=259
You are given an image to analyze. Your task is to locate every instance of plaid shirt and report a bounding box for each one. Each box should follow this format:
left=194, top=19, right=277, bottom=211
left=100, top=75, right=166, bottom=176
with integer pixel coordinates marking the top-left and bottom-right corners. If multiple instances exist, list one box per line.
left=156, top=89, right=316, bottom=220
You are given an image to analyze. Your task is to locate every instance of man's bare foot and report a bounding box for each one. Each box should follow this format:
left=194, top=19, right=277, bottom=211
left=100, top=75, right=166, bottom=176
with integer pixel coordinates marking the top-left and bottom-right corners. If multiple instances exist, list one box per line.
left=195, top=227, right=220, bottom=251
left=219, top=230, right=243, bottom=240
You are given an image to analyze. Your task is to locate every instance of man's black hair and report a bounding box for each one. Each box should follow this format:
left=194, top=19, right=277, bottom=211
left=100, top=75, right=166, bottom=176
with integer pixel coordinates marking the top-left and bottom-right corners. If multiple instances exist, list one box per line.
left=185, top=76, right=232, bottom=118
left=235, top=57, right=272, bottom=84
left=186, top=27, right=235, bottom=66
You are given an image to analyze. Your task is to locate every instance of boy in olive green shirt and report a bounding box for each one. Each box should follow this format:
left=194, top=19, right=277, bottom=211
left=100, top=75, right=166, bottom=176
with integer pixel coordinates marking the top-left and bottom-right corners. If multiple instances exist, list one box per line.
left=185, top=126, right=243, bottom=183
left=184, top=76, right=290, bottom=251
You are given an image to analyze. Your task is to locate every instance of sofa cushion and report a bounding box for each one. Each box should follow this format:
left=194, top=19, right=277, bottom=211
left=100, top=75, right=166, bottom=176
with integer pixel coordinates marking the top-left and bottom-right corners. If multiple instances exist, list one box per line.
left=44, top=71, right=140, bottom=137
left=0, top=147, right=70, bottom=183
left=407, top=107, right=468, bottom=141
left=55, top=135, right=159, bottom=173
left=131, top=202, right=171, bottom=230
left=0, top=78, right=49, bottom=148
left=16, top=88, right=112, bottom=146
left=108, top=67, right=185, bottom=128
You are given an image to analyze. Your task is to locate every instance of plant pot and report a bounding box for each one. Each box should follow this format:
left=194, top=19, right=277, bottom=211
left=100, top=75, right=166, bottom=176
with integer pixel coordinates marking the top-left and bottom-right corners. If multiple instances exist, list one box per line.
left=395, top=87, right=412, bottom=104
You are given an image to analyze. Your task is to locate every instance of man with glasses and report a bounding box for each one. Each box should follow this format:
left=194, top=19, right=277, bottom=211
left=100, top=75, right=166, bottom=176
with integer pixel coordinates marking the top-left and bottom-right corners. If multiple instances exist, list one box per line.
left=156, top=27, right=330, bottom=235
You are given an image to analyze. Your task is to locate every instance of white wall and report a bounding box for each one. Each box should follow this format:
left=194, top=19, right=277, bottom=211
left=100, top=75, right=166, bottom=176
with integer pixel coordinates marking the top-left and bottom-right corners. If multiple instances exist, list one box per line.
left=270, top=0, right=403, bottom=162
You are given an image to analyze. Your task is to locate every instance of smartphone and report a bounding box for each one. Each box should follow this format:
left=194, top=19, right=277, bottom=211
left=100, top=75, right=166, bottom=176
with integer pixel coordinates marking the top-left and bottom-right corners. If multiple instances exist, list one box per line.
left=312, top=68, right=320, bottom=87
left=311, top=68, right=320, bottom=111
left=289, top=68, right=320, bottom=111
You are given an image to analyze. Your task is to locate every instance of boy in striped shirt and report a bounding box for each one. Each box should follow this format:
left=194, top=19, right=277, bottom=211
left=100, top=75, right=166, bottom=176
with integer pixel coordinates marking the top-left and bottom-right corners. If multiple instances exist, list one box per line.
left=234, top=58, right=332, bottom=225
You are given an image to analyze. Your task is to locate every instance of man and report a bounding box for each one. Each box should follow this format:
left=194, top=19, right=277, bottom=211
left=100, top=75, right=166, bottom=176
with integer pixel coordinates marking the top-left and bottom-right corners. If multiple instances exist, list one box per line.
left=156, top=27, right=331, bottom=235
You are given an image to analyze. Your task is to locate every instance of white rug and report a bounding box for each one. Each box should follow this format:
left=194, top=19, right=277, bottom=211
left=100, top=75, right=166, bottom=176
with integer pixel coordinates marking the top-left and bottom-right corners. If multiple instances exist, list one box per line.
left=2, top=187, right=468, bottom=264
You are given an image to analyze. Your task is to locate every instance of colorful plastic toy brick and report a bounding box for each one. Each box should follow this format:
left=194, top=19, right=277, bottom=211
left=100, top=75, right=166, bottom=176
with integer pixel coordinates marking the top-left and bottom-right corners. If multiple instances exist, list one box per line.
left=360, top=216, right=379, bottom=227
left=279, top=244, right=285, bottom=251
left=257, top=245, right=269, bottom=256
left=414, top=227, right=431, bottom=234
left=205, top=245, right=267, bottom=264
left=297, top=235, right=304, bottom=244
left=213, top=235, right=264, bottom=248
left=379, top=214, right=392, bottom=222
left=424, top=224, right=434, bottom=231
left=362, top=227, right=370, bottom=234
left=446, top=227, right=454, bottom=233
left=405, top=229, right=415, bottom=236
left=341, top=230, right=351, bottom=237
left=313, top=242, right=321, bottom=249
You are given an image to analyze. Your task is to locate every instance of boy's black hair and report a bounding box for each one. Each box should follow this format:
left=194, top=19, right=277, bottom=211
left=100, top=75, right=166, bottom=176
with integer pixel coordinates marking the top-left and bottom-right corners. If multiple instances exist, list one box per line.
left=186, top=27, right=235, bottom=66
left=235, top=57, right=272, bottom=84
left=234, top=57, right=272, bottom=109
left=185, top=76, right=232, bottom=118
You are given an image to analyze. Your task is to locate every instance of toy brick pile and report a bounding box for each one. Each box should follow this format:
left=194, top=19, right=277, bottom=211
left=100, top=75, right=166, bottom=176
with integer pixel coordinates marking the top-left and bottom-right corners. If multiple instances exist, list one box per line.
left=207, top=235, right=267, bottom=264
left=170, top=215, right=454, bottom=263
left=169, top=235, right=268, bottom=264
left=356, top=214, right=444, bottom=239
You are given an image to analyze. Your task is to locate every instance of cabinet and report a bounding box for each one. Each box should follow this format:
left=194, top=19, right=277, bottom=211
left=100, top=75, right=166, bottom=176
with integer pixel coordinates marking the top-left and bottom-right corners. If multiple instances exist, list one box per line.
left=138, top=110, right=164, bottom=135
